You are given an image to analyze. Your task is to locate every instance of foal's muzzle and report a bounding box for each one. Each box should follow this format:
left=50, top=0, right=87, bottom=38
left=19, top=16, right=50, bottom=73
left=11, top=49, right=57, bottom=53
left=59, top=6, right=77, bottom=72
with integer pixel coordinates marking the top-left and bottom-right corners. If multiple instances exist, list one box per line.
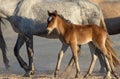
left=46, top=29, right=49, bottom=33
left=45, top=29, right=50, bottom=34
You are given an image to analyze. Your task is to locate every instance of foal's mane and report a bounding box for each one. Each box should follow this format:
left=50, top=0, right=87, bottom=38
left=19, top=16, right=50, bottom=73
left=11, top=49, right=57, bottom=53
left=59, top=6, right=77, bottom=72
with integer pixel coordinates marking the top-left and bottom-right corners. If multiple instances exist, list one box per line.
left=58, top=14, right=72, bottom=24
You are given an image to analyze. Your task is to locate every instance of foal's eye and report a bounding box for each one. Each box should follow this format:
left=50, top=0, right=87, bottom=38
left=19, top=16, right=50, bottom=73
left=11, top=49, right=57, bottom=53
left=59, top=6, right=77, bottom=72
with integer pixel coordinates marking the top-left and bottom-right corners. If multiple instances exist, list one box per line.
left=51, top=20, right=54, bottom=23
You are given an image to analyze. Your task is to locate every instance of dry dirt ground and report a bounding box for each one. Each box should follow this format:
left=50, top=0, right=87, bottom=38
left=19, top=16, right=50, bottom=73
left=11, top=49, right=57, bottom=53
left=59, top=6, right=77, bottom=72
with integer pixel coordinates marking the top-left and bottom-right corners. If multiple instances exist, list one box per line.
left=0, top=0, right=120, bottom=79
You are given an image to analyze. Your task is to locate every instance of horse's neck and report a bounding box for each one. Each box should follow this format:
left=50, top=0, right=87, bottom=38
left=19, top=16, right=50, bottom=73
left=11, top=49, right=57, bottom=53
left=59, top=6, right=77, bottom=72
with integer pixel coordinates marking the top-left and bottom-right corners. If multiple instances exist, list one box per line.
left=0, top=0, right=19, bottom=18
left=58, top=18, right=72, bottom=36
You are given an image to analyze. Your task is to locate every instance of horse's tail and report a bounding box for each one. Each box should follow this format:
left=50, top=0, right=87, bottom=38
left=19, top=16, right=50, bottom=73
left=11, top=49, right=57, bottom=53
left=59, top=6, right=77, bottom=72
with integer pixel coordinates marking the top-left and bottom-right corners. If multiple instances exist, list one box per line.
left=105, top=35, right=120, bottom=67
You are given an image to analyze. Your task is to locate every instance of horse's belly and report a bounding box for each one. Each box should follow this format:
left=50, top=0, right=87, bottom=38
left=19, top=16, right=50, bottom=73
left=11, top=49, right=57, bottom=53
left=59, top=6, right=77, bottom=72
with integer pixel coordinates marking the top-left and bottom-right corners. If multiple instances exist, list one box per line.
left=78, top=38, right=92, bottom=45
left=11, top=25, right=22, bottom=33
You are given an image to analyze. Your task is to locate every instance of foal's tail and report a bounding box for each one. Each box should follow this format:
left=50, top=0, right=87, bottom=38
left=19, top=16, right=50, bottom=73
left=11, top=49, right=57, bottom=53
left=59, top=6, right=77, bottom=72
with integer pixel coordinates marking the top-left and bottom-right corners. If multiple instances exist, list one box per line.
left=105, top=36, right=120, bottom=67
left=100, top=10, right=120, bottom=67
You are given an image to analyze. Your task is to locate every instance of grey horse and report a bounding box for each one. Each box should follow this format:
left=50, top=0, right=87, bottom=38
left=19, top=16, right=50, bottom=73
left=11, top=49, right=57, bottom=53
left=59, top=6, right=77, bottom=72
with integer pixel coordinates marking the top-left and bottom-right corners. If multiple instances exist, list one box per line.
left=0, top=0, right=117, bottom=78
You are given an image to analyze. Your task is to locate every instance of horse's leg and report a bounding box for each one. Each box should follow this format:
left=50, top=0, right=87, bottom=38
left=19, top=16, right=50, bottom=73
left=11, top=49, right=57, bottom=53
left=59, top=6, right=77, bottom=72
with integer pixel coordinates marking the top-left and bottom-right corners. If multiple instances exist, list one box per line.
left=94, top=41, right=112, bottom=79
left=0, top=26, right=10, bottom=69
left=55, top=44, right=68, bottom=77
left=1, top=46, right=10, bottom=69
left=96, top=49, right=106, bottom=73
left=24, top=35, right=34, bottom=77
left=14, top=34, right=28, bottom=72
left=70, top=42, right=80, bottom=78
left=0, top=42, right=10, bottom=69
left=84, top=42, right=98, bottom=77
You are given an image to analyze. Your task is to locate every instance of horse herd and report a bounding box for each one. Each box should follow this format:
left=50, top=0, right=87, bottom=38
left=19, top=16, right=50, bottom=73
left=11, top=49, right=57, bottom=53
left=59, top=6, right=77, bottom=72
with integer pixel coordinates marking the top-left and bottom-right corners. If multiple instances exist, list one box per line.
left=0, top=0, right=120, bottom=78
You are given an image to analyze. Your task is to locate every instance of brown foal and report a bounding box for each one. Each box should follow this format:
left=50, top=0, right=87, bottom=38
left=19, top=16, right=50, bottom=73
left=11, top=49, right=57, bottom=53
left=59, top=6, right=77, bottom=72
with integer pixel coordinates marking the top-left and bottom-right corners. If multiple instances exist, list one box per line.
left=46, top=10, right=120, bottom=79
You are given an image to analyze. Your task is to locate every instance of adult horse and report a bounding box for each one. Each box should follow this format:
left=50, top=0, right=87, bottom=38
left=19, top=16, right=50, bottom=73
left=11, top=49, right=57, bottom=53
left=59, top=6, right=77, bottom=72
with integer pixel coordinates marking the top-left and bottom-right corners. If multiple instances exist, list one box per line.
left=0, top=0, right=114, bottom=77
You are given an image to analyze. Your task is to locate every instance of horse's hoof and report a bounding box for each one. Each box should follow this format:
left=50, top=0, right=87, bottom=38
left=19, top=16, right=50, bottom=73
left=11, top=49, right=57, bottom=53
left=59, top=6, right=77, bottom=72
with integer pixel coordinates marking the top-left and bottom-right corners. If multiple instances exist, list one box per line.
left=30, top=71, right=35, bottom=75
left=84, top=73, right=91, bottom=78
left=75, top=73, right=80, bottom=78
left=103, top=75, right=112, bottom=79
left=23, top=71, right=34, bottom=77
left=54, top=70, right=59, bottom=77
left=23, top=73, right=30, bottom=77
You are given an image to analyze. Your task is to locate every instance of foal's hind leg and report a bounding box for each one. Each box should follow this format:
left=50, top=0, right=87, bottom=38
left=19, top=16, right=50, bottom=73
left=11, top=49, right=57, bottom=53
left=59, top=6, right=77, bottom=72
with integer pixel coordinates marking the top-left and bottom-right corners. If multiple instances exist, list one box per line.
left=105, top=52, right=119, bottom=79
left=96, top=43, right=112, bottom=78
left=97, top=42, right=119, bottom=79
left=14, top=35, right=29, bottom=72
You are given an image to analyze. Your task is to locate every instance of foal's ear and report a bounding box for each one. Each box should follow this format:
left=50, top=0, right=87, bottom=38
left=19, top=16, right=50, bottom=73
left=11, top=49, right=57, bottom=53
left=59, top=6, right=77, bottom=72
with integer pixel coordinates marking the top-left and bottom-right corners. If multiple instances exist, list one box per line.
left=54, top=10, right=57, bottom=16
left=47, top=10, right=51, bottom=16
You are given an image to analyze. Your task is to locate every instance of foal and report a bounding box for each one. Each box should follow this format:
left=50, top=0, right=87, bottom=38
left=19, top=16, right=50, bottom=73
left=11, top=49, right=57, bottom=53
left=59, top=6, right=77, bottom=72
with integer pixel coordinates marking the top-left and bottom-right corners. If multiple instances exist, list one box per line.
left=46, top=10, right=119, bottom=78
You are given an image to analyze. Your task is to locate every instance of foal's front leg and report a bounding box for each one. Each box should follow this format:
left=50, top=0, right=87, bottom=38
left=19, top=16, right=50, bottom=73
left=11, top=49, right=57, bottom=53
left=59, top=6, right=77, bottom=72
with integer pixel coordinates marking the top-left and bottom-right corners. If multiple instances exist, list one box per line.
left=63, top=45, right=81, bottom=75
left=55, top=44, right=68, bottom=77
left=70, top=43, right=80, bottom=78
left=84, top=42, right=98, bottom=77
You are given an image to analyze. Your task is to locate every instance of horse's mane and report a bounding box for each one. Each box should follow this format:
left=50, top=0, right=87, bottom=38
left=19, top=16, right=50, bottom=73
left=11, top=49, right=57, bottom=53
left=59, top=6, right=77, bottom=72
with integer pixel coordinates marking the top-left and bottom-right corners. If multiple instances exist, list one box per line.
left=58, top=14, right=72, bottom=24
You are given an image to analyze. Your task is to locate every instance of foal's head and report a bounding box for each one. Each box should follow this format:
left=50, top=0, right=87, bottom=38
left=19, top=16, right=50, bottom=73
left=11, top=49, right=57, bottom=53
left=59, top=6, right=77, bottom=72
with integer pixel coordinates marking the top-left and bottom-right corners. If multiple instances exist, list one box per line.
left=46, top=10, right=59, bottom=34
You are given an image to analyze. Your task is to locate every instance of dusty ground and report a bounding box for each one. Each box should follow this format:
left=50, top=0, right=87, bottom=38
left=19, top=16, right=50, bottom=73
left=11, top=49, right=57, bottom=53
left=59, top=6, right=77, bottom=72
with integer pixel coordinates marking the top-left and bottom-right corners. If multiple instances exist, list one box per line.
left=0, top=0, right=120, bottom=79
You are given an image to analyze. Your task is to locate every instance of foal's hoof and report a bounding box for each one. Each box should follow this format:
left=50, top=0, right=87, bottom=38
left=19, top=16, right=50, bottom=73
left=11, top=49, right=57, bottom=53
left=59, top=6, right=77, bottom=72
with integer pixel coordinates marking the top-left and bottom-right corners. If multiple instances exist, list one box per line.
left=112, top=72, right=119, bottom=79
